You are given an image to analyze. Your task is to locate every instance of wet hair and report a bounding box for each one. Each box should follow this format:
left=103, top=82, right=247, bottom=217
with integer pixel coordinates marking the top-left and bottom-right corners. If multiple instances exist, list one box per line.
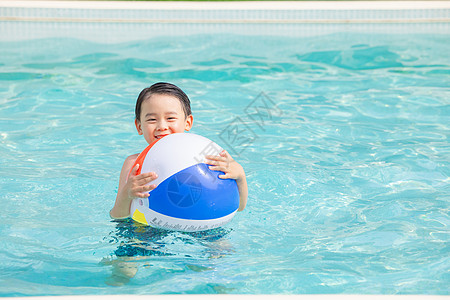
left=135, top=82, right=192, bottom=121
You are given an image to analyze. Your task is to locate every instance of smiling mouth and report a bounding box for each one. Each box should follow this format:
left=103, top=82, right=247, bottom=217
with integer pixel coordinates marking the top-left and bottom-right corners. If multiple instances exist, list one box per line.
left=155, top=134, right=169, bottom=139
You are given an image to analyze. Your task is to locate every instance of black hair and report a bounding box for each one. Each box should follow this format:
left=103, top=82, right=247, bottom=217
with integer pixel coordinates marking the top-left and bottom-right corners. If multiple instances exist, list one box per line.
left=135, top=82, right=192, bottom=121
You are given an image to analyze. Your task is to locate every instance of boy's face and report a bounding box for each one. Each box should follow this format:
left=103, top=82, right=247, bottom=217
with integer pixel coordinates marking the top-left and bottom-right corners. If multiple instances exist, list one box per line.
left=135, top=93, right=193, bottom=145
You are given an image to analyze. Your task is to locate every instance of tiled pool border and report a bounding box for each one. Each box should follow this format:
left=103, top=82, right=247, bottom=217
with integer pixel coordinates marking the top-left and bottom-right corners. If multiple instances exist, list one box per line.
left=0, top=1, right=449, bottom=42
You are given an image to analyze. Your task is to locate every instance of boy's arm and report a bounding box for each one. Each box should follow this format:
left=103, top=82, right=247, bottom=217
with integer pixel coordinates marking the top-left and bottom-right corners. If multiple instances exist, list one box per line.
left=205, top=150, right=248, bottom=211
left=110, top=155, right=158, bottom=219
left=235, top=171, right=248, bottom=211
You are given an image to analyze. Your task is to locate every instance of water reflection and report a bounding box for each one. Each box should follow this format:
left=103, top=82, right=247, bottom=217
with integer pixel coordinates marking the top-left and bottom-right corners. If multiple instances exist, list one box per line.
left=101, top=219, right=233, bottom=286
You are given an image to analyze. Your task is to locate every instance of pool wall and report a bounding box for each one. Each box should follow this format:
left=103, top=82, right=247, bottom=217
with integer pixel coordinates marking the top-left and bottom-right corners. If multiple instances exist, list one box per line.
left=0, top=1, right=449, bottom=43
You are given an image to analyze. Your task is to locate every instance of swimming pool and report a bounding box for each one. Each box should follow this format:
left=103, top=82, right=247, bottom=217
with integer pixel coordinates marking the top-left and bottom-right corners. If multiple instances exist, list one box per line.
left=0, top=1, right=449, bottom=297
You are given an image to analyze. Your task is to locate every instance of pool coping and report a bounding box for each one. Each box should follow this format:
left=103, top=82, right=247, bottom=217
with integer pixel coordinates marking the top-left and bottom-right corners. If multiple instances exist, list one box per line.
left=2, top=0, right=448, bottom=43
left=1, top=0, right=450, bottom=10
left=1, top=0, right=449, bottom=27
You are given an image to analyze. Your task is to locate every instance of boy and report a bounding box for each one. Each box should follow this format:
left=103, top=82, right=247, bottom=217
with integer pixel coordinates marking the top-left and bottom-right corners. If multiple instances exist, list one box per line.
left=110, top=82, right=248, bottom=219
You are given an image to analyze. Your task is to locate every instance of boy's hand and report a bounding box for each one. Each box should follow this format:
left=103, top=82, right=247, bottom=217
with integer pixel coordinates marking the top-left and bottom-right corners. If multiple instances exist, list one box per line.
left=126, top=163, right=158, bottom=199
left=205, top=150, right=245, bottom=183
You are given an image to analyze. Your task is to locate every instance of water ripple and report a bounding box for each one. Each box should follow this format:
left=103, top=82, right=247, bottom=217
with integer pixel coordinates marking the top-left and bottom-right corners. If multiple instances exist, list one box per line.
left=0, top=33, right=449, bottom=295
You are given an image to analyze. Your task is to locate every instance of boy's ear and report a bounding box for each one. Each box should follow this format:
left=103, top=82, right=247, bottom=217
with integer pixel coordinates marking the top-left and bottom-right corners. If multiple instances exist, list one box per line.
left=135, top=119, right=143, bottom=135
left=184, top=115, right=193, bottom=131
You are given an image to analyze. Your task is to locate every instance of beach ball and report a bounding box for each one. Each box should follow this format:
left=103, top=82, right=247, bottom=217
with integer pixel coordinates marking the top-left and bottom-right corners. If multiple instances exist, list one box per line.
left=130, top=133, right=240, bottom=232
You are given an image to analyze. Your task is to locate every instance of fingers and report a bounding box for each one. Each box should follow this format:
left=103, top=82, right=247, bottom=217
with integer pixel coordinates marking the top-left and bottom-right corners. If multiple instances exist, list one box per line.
left=130, top=163, right=140, bottom=176
left=205, top=160, right=230, bottom=173
left=130, top=164, right=158, bottom=182
left=205, top=151, right=232, bottom=176
left=128, top=168, right=158, bottom=199
left=219, top=149, right=231, bottom=158
left=207, top=162, right=235, bottom=181
left=132, top=181, right=157, bottom=198
left=207, top=164, right=224, bottom=171
left=204, top=154, right=232, bottom=167
left=135, top=171, right=158, bottom=185
left=204, top=151, right=239, bottom=180
left=218, top=173, right=231, bottom=179
left=134, top=183, right=156, bottom=198
left=205, top=150, right=234, bottom=165
left=204, top=155, right=227, bottom=163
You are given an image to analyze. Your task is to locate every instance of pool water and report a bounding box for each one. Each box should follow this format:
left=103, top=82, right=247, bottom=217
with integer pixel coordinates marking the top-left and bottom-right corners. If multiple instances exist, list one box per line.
left=0, top=32, right=449, bottom=295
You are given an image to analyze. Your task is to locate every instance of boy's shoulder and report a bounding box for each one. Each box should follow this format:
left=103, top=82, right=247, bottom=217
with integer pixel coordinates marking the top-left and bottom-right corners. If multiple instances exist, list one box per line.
left=122, top=153, right=139, bottom=170
left=126, top=153, right=139, bottom=162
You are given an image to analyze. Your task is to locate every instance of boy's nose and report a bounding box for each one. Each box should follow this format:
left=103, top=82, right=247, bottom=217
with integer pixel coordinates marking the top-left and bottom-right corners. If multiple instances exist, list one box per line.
left=156, top=121, right=169, bottom=131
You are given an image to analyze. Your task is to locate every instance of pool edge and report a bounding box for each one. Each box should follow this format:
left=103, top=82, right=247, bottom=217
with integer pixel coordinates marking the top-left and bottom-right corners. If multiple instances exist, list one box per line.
left=1, top=1, right=450, bottom=10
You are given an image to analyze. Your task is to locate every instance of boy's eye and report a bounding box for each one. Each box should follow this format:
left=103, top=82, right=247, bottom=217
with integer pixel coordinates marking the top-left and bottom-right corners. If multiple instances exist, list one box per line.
left=147, top=118, right=156, bottom=122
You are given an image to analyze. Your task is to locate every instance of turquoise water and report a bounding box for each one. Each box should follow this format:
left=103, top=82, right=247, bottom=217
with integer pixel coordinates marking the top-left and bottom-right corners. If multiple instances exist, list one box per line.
left=0, top=32, right=449, bottom=295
